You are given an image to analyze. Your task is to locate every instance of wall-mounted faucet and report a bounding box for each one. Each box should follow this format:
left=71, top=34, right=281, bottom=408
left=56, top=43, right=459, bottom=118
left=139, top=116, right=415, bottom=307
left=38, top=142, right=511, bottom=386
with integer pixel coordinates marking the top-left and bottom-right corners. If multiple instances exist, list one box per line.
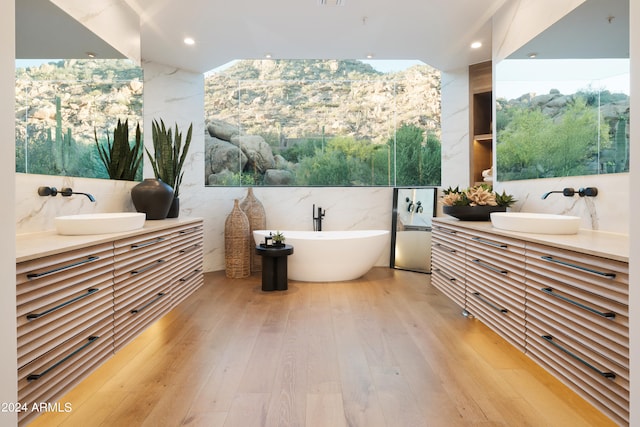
left=541, top=187, right=598, bottom=200
left=578, top=187, right=598, bottom=197
left=405, top=197, right=414, bottom=212
left=312, top=204, right=325, bottom=231
left=541, top=188, right=575, bottom=199
left=38, top=186, right=95, bottom=202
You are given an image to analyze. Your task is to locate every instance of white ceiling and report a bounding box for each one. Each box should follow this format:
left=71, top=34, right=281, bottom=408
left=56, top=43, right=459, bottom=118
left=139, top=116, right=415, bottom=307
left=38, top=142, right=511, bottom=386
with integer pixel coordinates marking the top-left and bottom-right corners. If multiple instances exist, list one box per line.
left=17, top=0, right=509, bottom=73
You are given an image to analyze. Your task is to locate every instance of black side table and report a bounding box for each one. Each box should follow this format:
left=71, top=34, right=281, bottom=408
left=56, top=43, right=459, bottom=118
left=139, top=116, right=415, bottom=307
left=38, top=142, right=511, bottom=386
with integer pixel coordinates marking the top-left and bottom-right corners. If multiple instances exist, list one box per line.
left=255, top=244, right=294, bottom=291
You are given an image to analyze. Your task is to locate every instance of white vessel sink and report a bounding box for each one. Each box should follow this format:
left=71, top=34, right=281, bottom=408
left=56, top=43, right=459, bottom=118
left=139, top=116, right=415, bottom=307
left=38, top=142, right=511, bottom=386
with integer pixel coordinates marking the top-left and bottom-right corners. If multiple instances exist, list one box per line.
left=490, top=212, right=581, bottom=235
left=55, top=212, right=146, bottom=235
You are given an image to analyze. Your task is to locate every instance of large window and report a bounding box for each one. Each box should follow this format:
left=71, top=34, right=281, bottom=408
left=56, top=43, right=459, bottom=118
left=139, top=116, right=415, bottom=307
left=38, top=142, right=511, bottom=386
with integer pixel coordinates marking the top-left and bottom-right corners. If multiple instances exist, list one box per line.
left=15, top=59, right=143, bottom=179
left=204, top=59, right=441, bottom=186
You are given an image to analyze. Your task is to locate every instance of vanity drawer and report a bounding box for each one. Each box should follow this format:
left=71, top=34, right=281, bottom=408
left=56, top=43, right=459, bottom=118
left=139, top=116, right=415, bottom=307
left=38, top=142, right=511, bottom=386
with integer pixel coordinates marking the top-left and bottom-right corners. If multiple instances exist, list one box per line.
left=114, top=229, right=175, bottom=278
left=16, top=243, right=114, bottom=368
left=465, top=233, right=526, bottom=350
left=17, top=321, right=114, bottom=426
left=526, top=321, right=628, bottom=426
left=525, top=242, right=629, bottom=426
left=171, top=237, right=204, bottom=307
left=431, top=222, right=470, bottom=308
left=525, top=243, right=628, bottom=304
left=113, top=266, right=174, bottom=351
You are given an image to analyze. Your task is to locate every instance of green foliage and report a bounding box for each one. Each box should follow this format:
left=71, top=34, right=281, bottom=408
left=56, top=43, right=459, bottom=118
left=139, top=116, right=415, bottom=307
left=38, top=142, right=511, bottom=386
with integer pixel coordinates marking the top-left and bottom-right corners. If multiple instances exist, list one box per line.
left=147, top=119, right=193, bottom=197
left=94, top=119, right=143, bottom=180
left=281, top=138, right=323, bottom=163
left=496, top=96, right=605, bottom=180
left=389, top=124, right=441, bottom=186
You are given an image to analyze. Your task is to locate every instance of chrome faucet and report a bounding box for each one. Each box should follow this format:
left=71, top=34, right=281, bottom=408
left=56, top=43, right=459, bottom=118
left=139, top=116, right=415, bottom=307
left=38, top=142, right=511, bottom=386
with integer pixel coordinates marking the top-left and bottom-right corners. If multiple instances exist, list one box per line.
left=313, top=204, right=325, bottom=231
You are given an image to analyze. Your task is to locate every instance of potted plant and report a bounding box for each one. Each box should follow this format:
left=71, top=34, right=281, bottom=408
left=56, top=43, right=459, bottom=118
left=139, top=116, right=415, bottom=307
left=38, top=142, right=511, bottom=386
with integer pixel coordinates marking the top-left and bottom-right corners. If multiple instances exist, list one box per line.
left=271, top=231, right=286, bottom=247
left=146, top=119, right=193, bottom=218
left=94, top=119, right=143, bottom=181
left=441, top=184, right=516, bottom=221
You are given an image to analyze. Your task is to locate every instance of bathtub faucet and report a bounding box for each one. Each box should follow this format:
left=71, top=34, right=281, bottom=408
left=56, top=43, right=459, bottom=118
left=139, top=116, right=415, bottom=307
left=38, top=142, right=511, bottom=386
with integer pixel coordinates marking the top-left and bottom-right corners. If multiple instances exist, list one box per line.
left=313, top=204, right=325, bottom=231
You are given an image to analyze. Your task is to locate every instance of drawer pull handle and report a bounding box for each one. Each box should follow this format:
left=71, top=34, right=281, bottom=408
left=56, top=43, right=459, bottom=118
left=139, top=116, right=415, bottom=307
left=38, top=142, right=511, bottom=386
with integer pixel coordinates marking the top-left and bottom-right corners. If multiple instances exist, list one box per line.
left=471, top=237, right=507, bottom=249
left=541, top=288, right=615, bottom=319
left=541, top=335, right=616, bottom=380
left=434, top=243, right=456, bottom=253
left=433, top=268, right=456, bottom=282
left=26, top=256, right=100, bottom=279
left=179, top=228, right=200, bottom=235
left=131, top=237, right=165, bottom=249
left=131, top=293, right=166, bottom=314
left=472, top=292, right=508, bottom=314
left=435, top=227, right=457, bottom=235
left=179, top=244, right=201, bottom=254
left=131, top=259, right=166, bottom=275
left=179, top=269, right=202, bottom=282
left=471, top=259, right=508, bottom=275
left=27, top=336, right=100, bottom=381
left=541, top=256, right=616, bottom=278
left=26, top=288, right=100, bottom=320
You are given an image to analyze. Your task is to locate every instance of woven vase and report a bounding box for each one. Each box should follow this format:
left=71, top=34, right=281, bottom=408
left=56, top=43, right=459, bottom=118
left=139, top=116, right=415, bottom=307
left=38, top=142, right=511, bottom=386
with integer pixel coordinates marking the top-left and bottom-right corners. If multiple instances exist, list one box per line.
left=224, top=199, right=251, bottom=278
left=240, top=187, right=266, bottom=273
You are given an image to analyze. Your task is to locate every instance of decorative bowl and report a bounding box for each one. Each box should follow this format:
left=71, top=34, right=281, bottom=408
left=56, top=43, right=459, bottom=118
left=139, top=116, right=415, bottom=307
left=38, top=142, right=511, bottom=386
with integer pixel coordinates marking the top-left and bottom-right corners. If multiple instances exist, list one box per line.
left=442, top=205, right=507, bottom=221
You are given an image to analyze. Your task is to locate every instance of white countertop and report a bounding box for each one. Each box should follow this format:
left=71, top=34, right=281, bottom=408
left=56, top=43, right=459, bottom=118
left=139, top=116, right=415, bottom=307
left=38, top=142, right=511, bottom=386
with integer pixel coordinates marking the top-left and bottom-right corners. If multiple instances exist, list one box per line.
left=16, top=217, right=203, bottom=263
left=433, top=217, right=629, bottom=262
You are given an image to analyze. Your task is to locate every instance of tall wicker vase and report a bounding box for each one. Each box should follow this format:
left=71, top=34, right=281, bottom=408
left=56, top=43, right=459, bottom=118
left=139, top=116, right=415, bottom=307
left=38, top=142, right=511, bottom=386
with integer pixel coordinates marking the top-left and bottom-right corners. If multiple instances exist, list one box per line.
left=224, top=199, right=251, bottom=278
left=240, top=187, right=266, bottom=273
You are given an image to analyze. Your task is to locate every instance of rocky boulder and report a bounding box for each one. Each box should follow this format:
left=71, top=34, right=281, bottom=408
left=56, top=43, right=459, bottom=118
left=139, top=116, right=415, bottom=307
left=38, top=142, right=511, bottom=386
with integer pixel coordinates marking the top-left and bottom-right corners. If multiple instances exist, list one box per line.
left=207, top=118, right=240, bottom=141
left=205, top=134, right=247, bottom=178
left=264, top=169, right=295, bottom=185
left=230, top=134, right=275, bottom=173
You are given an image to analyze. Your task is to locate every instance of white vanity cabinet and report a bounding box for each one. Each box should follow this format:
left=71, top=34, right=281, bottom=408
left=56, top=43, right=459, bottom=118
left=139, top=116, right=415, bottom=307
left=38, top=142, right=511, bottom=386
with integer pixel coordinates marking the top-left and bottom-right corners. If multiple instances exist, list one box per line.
left=431, top=223, right=468, bottom=308
left=464, top=231, right=526, bottom=351
left=525, top=242, right=629, bottom=426
left=15, top=218, right=204, bottom=426
left=16, top=243, right=116, bottom=426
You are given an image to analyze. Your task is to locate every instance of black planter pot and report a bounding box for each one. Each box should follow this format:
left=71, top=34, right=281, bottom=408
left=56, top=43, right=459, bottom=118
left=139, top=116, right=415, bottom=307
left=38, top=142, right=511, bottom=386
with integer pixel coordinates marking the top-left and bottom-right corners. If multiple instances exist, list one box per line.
left=130, top=178, right=174, bottom=220
left=442, top=205, right=506, bottom=221
left=167, top=197, right=180, bottom=218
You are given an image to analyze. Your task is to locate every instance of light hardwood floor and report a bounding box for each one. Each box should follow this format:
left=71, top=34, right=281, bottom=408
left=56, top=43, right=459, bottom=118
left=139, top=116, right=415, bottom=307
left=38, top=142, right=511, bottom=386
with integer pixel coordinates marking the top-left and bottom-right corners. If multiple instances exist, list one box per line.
left=29, top=268, right=615, bottom=427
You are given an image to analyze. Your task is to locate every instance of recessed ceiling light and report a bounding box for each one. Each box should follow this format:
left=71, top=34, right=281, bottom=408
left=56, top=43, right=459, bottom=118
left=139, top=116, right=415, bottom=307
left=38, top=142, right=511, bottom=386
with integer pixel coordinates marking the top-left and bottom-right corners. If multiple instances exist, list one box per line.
left=470, top=41, right=482, bottom=49
left=366, top=53, right=374, bottom=59
left=86, top=52, right=96, bottom=58
left=265, top=53, right=272, bottom=59
left=528, top=52, right=537, bottom=58
left=184, top=37, right=195, bottom=45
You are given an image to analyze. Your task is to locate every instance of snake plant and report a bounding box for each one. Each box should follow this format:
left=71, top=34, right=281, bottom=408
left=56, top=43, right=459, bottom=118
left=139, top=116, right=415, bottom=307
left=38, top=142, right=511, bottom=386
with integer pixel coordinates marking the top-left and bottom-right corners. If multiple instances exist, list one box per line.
left=146, top=119, right=193, bottom=198
left=94, top=119, right=143, bottom=181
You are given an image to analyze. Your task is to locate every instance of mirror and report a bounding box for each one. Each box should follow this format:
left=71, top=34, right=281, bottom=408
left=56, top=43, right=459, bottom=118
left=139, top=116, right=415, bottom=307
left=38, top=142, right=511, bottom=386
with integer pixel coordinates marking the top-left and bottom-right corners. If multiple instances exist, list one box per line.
left=390, top=187, right=437, bottom=273
left=15, top=0, right=143, bottom=179
left=495, top=0, right=629, bottom=181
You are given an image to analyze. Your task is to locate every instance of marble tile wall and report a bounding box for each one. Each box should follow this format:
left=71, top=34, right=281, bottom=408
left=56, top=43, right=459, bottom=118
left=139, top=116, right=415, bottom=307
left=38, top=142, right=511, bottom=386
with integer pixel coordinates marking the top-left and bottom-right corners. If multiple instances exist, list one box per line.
left=15, top=173, right=137, bottom=234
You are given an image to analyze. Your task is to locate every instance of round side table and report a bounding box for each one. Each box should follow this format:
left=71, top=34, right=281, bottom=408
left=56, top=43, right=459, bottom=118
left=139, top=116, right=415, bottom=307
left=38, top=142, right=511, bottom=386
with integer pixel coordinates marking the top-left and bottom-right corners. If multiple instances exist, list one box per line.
left=255, top=244, right=294, bottom=291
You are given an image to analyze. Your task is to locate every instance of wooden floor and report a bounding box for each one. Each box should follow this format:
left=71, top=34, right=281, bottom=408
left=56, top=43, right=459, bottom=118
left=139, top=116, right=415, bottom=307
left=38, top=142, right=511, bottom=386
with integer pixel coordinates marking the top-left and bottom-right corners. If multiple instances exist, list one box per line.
left=29, top=268, right=615, bottom=427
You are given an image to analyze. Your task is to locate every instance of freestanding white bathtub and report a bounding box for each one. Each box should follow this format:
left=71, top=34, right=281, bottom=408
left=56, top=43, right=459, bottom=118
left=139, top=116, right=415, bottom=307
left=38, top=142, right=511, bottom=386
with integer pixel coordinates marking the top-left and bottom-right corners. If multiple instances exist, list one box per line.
left=253, top=230, right=390, bottom=282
